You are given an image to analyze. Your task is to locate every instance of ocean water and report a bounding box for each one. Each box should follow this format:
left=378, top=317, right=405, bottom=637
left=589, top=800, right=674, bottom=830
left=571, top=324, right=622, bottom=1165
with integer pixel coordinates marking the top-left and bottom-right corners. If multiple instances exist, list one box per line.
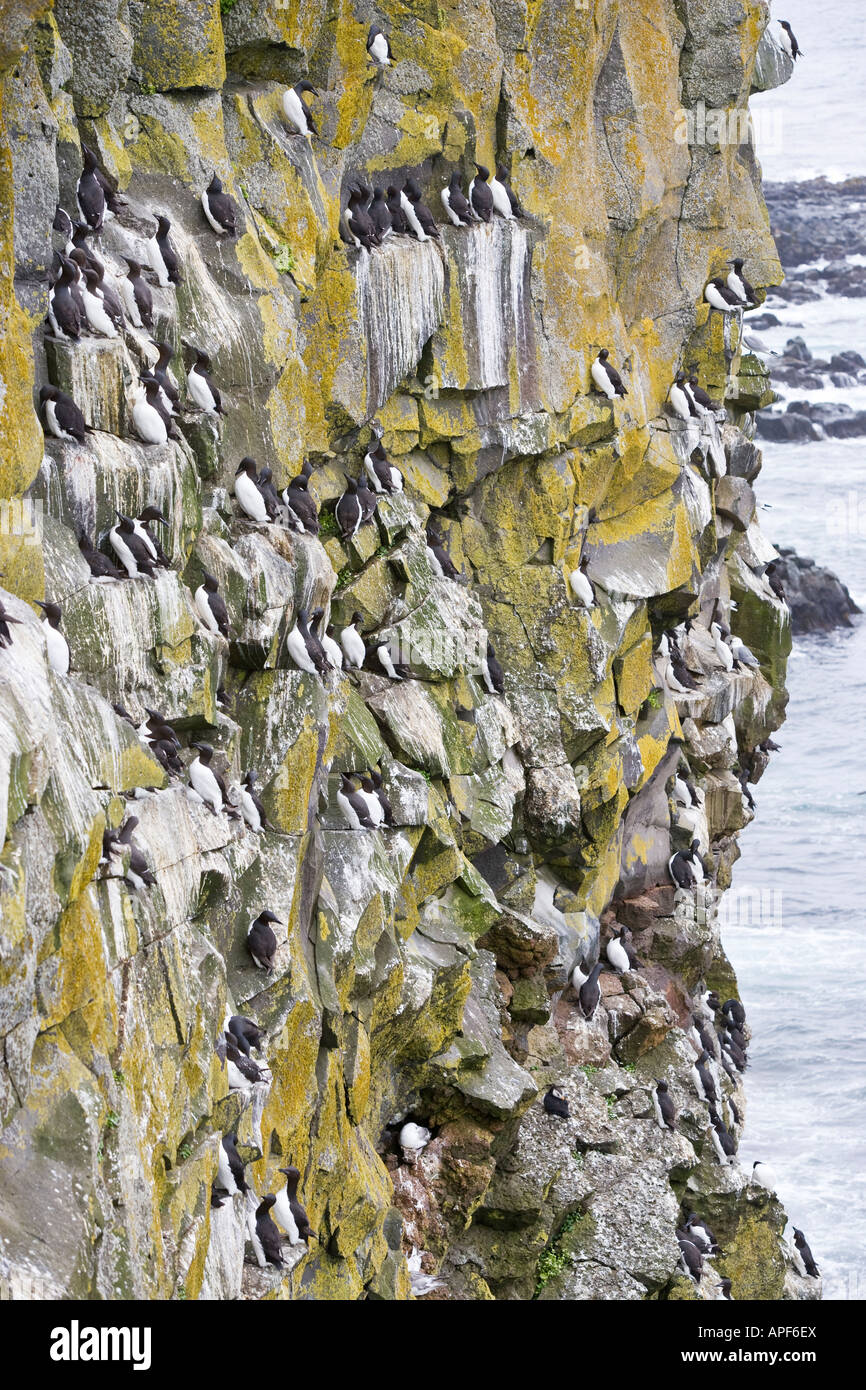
left=752, top=0, right=866, bottom=182
left=724, top=280, right=866, bottom=1300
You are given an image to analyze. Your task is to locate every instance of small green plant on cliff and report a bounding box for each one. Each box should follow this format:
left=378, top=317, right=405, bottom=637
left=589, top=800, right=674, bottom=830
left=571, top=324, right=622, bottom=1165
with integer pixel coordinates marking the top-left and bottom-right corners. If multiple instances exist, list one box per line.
left=581, top=1063, right=598, bottom=1077
left=178, top=1142, right=193, bottom=1161
left=318, top=509, right=338, bottom=537
left=534, top=1211, right=581, bottom=1296
left=219, top=0, right=238, bottom=15
left=606, top=1095, right=616, bottom=1118
left=105, top=1111, right=120, bottom=1130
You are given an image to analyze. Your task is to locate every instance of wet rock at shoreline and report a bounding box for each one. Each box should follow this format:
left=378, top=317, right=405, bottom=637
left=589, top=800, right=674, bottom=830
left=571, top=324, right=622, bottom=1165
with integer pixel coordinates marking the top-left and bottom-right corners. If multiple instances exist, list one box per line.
left=768, top=549, right=861, bottom=634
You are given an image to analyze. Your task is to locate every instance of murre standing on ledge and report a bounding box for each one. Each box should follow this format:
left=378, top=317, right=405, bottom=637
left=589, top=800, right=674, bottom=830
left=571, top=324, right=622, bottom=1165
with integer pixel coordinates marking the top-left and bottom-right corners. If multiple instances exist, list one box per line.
left=109, top=513, right=156, bottom=578
left=79, top=533, right=123, bottom=581
left=40, top=385, right=88, bottom=444
left=227, top=1014, right=265, bottom=1057
left=150, top=342, right=181, bottom=415
left=364, top=427, right=402, bottom=493
left=489, top=167, right=514, bottom=219
left=234, top=458, right=269, bottom=523
left=653, top=1079, right=676, bottom=1131
left=692, top=1049, right=718, bottom=1105
left=496, top=164, right=523, bottom=217
left=677, top=1231, right=703, bottom=1283
left=569, top=555, right=594, bottom=607
left=441, top=171, right=472, bottom=226
left=367, top=23, right=393, bottom=65
left=131, top=379, right=169, bottom=446
left=340, top=613, right=367, bottom=669
left=403, top=178, right=440, bottom=240
left=480, top=641, right=505, bottom=695
left=194, top=571, right=230, bottom=639
left=35, top=600, right=70, bottom=675
left=468, top=164, right=494, bottom=222
left=336, top=477, right=364, bottom=540
left=283, top=473, right=319, bottom=534
left=275, top=1166, right=315, bottom=1243
left=579, top=962, right=604, bottom=1019
left=369, top=187, right=393, bottom=241
left=47, top=257, right=82, bottom=340
left=201, top=173, right=238, bottom=237
left=592, top=348, right=628, bottom=399
left=704, top=277, right=741, bottom=312
left=146, top=214, right=181, bottom=288
left=543, top=1086, right=570, bottom=1119
left=238, top=770, right=272, bottom=833
left=285, top=607, right=329, bottom=675
left=283, top=80, right=319, bottom=138
left=188, top=743, right=228, bottom=815
left=76, top=145, right=108, bottom=230
left=337, top=773, right=375, bottom=829
left=792, top=1228, right=819, bottom=1278
left=186, top=349, right=224, bottom=415
left=246, top=910, right=282, bottom=971
left=686, top=372, right=720, bottom=416
left=669, top=847, right=696, bottom=891
left=605, top=927, right=631, bottom=974
left=119, top=258, right=152, bottom=329
left=670, top=371, right=699, bottom=421
left=751, top=1160, right=776, bottom=1192
left=344, top=188, right=378, bottom=251
left=779, top=20, right=802, bottom=60
left=426, top=524, right=459, bottom=579
left=727, top=259, right=755, bottom=306
left=251, top=1195, right=285, bottom=1269
left=217, top=1133, right=249, bottom=1195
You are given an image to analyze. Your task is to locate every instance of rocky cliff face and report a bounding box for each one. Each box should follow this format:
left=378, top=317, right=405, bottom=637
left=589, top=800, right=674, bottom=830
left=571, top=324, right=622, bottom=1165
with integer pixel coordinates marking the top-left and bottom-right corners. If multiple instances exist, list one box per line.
left=0, top=0, right=814, bottom=1300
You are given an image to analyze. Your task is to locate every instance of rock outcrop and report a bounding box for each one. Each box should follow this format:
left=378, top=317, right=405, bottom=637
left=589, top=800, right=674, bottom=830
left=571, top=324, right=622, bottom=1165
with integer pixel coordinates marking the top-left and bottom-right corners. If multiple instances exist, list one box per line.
left=0, top=0, right=813, bottom=1300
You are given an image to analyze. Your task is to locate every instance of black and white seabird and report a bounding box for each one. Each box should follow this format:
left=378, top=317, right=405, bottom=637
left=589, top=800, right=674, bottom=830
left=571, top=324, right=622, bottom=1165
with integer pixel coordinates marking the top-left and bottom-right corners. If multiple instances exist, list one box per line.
left=283, top=474, right=319, bottom=534
left=670, top=371, right=699, bottom=421
left=376, top=639, right=410, bottom=680
left=79, top=533, right=123, bottom=581
left=426, top=524, right=459, bottom=580
left=79, top=263, right=123, bottom=336
left=792, top=1228, right=819, bottom=1278
left=356, top=775, right=385, bottom=827
left=592, top=348, right=628, bottom=399
left=653, top=1079, right=676, bottom=1131
left=147, top=213, right=181, bottom=288
left=119, top=258, right=153, bottom=329
left=39, top=384, right=88, bottom=443
left=605, top=927, right=631, bottom=974
left=224, top=1038, right=267, bottom=1090
left=149, top=342, right=180, bottom=415
left=386, top=185, right=409, bottom=234
left=363, top=439, right=398, bottom=493
left=709, top=1109, right=736, bottom=1164
left=569, top=556, right=594, bottom=607
left=285, top=607, right=329, bottom=675
left=480, top=641, right=504, bottom=695
left=246, top=910, right=282, bottom=971
left=35, top=600, right=69, bottom=675
left=345, top=188, right=378, bottom=251
left=47, top=256, right=82, bottom=340
left=238, top=770, right=272, bottom=833
left=136, top=505, right=171, bottom=568
left=201, top=172, right=238, bottom=237
left=369, top=768, right=393, bottom=824
left=468, top=164, right=494, bottom=222
left=337, top=773, right=375, bottom=829
left=692, top=1049, right=717, bottom=1105
left=685, top=1212, right=718, bottom=1254
left=109, top=513, right=157, bottom=578
left=336, top=477, right=364, bottom=540
left=677, top=1232, right=703, bottom=1283
left=369, top=187, right=393, bottom=241
left=251, top=1195, right=285, bottom=1268
left=234, top=458, right=269, bottom=523
left=274, top=1166, right=315, bottom=1243
left=228, top=1014, right=265, bottom=1057
left=356, top=474, right=378, bottom=524
left=751, top=1160, right=776, bottom=1192
left=686, top=372, right=720, bottom=415
left=704, top=277, right=741, bottom=312
left=194, top=572, right=230, bottom=639
left=283, top=81, right=318, bottom=137
left=722, top=998, right=746, bottom=1028
left=254, top=465, right=282, bottom=521
left=367, top=24, right=393, bottom=64
left=398, top=182, right=427, bottom=240
left=779, top=20, right=802, bottom=60
left=340, top=612, right=367, bottom=669
left=132, top=378, right=169, bottom=445
left=495, top=164, right=523, bottom=217
left=489, top=167, right=513, bottom=220
left=311, top=610, right=343, bottom=669
left=543, top=1086, right=570, bottom=1119
left=76, top=145, right=108, bottom=230
left=113, top=816, right=156, bottom=891
left=669, top=848, right=696, bottom=891
left=727, top=258, right=755, bottom=306
left=188, top=743, right=232, bottom=815
left=441, top=171, right=472, bottom=227
left=403, top=178, right=440, bottom=239
left=579, top=962, right=604, bottom=1019
left=53, top=205, right=74, bottom=244
left=187, top=349, right=224, bottom=414
left=70, top=220, right=106, bottom=277
left=217, top=1133, right=249, bottom=1195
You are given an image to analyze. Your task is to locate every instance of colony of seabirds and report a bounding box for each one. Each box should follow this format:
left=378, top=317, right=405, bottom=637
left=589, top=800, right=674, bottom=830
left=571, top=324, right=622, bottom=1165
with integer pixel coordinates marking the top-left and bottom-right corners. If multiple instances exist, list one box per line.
left=0, top=18, right=819, bottom=1292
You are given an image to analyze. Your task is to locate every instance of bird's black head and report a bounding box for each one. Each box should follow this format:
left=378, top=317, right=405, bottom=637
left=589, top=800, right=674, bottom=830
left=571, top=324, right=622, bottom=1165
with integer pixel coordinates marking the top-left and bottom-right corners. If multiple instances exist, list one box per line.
left=258, top=910, right=282, bottom=925
left=729, top=258, right=744, bottom=270
left=81, top=144, right=98, bottom=168
left=208, top=173, right=223, bottom=193
left=39, top=385, right=57, bottom=402
left=36, top=599, right=62, bottom=623
left=598, top=347, right=609, bottom=361
left=125, top=257, right=142, bottom=275
left=474, top=163, right=489, bottom=180
left=296, top=80, right=317, bottom=96
left=139, top=505, right=168, bottom=526
left=154, top=214, right=171, bottom=235
left=191, top=741, right=213, bottom=758
left=236, top=457, right=257, bottom=477
left=202, top=571, right=219, bottom=592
